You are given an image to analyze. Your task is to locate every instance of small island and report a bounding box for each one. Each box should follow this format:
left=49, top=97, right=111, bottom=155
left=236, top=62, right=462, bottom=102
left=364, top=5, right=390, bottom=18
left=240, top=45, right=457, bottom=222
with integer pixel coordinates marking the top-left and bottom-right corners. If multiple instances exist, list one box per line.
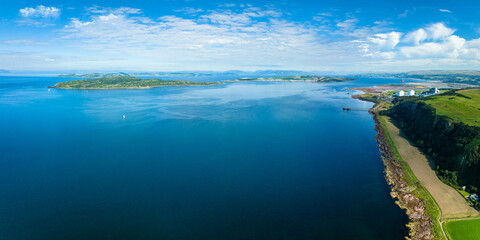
left=228, top=75, right=355, bottom=83
left=49, top=76, right=223, bottom=89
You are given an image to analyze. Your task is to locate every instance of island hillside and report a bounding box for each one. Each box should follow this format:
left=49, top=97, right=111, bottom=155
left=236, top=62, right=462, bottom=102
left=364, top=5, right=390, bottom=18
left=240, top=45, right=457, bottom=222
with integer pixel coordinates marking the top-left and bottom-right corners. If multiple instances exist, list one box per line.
left=50, top=76, right=222, bottom=89
left=228, top=75, right=355, bottom=83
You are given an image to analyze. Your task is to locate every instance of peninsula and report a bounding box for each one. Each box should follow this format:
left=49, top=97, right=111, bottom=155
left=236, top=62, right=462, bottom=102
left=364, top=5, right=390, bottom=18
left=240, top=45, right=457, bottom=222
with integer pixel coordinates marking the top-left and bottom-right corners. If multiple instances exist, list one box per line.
left=355, top=87, right=480, bottom=240
left=49, top=76, right=223, bottom=89
left=228, top=75, right=355, bottom=83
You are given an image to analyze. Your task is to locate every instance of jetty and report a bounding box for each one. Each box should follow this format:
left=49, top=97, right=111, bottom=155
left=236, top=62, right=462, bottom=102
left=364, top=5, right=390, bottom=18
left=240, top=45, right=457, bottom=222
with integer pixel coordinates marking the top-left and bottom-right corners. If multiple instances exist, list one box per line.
left=342, top=107, right=370, bottom=111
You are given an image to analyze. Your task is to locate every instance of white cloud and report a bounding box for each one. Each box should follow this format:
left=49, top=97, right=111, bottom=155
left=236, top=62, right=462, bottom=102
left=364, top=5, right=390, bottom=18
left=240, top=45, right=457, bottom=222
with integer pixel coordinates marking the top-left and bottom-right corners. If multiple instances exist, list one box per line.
left=405, top=29, right=428, bottom=45
left=351, top=22, right=480, bottom=63
left=201, top=11, right=253, bottom=25
left=200, top=8, right=282, bottom=26
left=427, top=23, right=455, bottom=40
left=8, top=6, right=480, bottom=72
left=398, top=10, right=409, bottom=18
left=401, top=35, right=466, bottom=58
left=98, top=14, right=119, bottom=21
left=85, top=6, right=141, bottom=15
left=174, top=7, right=203, bottom=14
left=368, top=32, right=402, bottom=50
left=356, top=32, right=401, bottom=59
left=330, top=16, right=393, bottom=38
left=57, top=6, right=343, bottom=71
left=403, top=23, right=454, bottom=45
left=19, top=6, right=60, bottom=18
left=3, top=39, right=48, bottom=45
left=218, top=3, right=237, bottom=8
left=368, top=22, right=480, bottom=61
left=336, top=18, right=358, bottom=32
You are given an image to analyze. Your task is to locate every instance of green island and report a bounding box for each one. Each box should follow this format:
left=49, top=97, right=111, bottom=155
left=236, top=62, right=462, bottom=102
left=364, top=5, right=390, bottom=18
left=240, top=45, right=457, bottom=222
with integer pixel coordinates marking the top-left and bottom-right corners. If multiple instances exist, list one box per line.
left=228, top=75, right=355, bottom=83
left=355, top=88, right=480, bottom=240
left=50, top=76, right=222, bottom=89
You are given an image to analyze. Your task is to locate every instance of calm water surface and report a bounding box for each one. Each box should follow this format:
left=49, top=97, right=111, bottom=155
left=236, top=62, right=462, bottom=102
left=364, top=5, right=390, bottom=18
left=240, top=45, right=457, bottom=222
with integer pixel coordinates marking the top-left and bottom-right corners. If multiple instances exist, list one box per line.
left=0, top=76, right=409, bottom=240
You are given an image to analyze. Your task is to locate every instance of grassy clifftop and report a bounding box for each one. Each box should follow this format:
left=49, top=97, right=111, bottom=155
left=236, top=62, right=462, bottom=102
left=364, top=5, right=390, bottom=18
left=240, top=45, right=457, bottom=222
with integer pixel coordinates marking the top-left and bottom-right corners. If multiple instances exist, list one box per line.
left=422, top=89, right=480, bottom=127
left=50, top=76, right=222, bottom=89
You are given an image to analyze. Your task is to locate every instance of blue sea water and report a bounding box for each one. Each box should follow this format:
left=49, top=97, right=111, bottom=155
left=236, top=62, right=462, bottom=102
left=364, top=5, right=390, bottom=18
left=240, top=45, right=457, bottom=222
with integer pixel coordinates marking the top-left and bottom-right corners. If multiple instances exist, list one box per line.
left=0, top=76, right=410, bottom=240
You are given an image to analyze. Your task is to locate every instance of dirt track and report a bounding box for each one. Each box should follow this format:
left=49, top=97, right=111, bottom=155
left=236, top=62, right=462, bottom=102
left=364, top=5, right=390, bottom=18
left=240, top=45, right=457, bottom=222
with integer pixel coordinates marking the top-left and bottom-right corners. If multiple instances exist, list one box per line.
left=383, top=117, right=479, bottom=220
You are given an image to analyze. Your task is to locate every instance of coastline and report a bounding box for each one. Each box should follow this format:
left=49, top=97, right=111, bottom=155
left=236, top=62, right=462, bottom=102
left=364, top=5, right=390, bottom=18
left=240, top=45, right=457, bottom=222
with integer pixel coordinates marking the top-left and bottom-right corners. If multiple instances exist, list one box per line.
left=357, top=87, right=480, bottom=240
left=372, top=109, right=438, bottom=240
left=354, top=95, right=443, bottom=239
left=48, top=82, right=224, bottom=89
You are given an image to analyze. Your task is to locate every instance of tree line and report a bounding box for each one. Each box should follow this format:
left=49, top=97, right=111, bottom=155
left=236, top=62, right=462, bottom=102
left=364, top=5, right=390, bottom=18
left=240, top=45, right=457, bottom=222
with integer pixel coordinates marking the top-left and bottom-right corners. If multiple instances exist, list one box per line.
left=381, top=96, right=480, bottom=206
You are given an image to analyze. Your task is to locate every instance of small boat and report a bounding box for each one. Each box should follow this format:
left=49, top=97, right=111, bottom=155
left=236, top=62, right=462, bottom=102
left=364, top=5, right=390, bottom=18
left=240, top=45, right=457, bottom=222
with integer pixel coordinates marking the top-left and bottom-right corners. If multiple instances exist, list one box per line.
left=123, top=114, right=126, bottom=119
left=401, top=80, right=405, bottom=83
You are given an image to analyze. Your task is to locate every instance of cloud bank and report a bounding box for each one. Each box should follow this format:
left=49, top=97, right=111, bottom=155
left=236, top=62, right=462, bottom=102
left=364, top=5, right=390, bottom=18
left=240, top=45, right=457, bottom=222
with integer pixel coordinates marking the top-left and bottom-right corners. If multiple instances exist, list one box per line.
left=4, top=5, right=480, bottom=71
left=362, top=22, right=480, bottom=61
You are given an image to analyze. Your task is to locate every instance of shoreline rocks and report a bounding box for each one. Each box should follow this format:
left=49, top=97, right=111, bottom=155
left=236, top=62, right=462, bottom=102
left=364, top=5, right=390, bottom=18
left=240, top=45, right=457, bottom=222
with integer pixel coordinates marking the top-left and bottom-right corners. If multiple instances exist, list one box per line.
left=371, top=105, right=435, bottom=240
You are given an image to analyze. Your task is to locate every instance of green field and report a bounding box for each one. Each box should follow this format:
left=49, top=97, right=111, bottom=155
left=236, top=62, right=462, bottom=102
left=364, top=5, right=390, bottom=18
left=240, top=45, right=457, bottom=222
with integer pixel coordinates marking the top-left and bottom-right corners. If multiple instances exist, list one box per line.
left=423, top=89, right=480, bottom=127
left=50, top=76, right=222, bottom=89
left=445, top=219, right=480, bottom=240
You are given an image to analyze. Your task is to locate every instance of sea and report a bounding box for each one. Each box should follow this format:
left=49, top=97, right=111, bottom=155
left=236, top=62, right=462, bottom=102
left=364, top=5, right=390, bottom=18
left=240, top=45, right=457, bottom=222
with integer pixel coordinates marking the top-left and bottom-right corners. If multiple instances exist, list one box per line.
left=0, top=75, right=411, bottom=240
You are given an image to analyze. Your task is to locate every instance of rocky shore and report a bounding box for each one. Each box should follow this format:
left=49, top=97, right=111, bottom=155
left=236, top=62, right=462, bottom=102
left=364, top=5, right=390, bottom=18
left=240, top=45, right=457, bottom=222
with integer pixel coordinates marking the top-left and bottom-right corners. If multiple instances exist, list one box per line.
left=371, top=106, right=435, bottom=240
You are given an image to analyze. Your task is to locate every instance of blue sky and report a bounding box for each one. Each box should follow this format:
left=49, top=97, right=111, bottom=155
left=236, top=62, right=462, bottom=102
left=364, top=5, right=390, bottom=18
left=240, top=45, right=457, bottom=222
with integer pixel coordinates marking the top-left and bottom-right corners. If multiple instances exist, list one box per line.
left=1, top=0, right=480, bottom=72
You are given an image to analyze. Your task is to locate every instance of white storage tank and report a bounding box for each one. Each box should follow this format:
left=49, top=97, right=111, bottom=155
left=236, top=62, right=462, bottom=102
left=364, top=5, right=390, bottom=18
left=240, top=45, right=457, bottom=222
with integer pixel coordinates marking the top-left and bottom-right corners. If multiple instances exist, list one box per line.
left=397, top=90, right=405, bottom=96
left=407, top=90, right=415, bottom=96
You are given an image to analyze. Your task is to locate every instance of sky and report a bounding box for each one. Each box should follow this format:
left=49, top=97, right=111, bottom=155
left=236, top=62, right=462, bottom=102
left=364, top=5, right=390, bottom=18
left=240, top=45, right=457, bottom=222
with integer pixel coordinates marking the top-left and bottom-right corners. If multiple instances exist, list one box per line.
left=1, top=0, right=480, bottom=73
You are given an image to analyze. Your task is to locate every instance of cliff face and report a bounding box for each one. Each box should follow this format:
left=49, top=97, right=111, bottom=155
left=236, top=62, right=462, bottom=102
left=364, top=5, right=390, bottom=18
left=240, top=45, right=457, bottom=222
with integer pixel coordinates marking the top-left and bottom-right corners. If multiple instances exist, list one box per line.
left=384, top=100, right=480, bottom=191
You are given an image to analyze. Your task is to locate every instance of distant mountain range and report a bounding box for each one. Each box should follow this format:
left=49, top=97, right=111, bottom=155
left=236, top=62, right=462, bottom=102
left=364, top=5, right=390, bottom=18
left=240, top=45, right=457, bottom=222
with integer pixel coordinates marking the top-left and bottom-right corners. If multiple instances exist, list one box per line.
left=57, top=72, right=131, bottom=78
left=56, top=70, right=319, bottom=78
left=355, top=70, right=480, bottom=85
left=0, top=69, right=10, bottom=74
